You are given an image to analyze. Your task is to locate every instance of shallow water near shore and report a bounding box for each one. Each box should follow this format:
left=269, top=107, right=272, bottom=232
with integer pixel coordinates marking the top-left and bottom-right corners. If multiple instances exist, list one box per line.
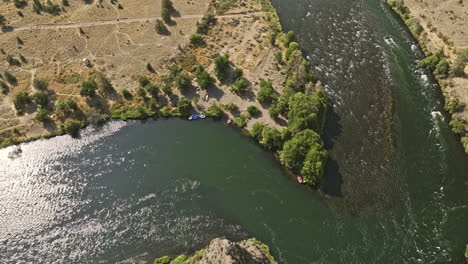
left=1, top=0, right=468, bottom=263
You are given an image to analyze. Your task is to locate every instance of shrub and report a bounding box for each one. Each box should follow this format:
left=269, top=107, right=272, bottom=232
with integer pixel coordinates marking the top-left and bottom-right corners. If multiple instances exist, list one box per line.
left=64, top=119, right=83, bottom=135
left=434, top=59, right=450, bottom=79
left=274, top=51, right=282, bottom=64
left=284, top=31, right=297, bottom=47
left=257, top=79, right=276, bottom=104
left=419, top=53, right=441, bottom=72
left=175, top=72, right=191, bottom=90
left=205, top=103, right=223, bottom=119
left=162, top=82, right=172, bottom=95
left=449, top=120, right=465, bottom=135
left=80, top=80, right=97, bottom=97
left=137, top=87, right=147, bottom=98
left=153, top=256, right=171, bottom=264
left=122, top=88, right=132, bottom=99
left=444, top=97, right=464, bottom=114
left=223, top=102, right=238, bottom=113
left=451, top=56, right=466, bottom=77
left=155, top=19, right=169, bottom=35
left=6, top=55, right=21, bottom=66
left=146, top=63, right=155, bottom=73
left=194, top=65, right=215, bottom=89
left=269, top=104, right=279, bottom=119
left=214, top=54, right=230, bottom=81
left=260, top=126, right=283, bottom=151
left=247, top=105, right=261, bottom=116
left=13, top=91, right=31, bottom=112
left=232, top=68, right=243, bottom=80
left=250, top=122, right=266, bottom=141
left=138, top=75, right=150, bottom=87
left=33, top=91, right=49, bottom=107
left=196, top=13, right=216, bottom=35
left=230, top=78, right=249, bottom=95
left=170, top=255, right=187, bottom=264
left=161, top=0, right=174, bottom=11
left=234, top=115, right=248, bottom=128
left=161, top=7, right=171, bottom=23
left=33, top=79, right=48, bottom=90
left=36, top=108, right=49, bottom=123
left=189, top=33, right=204, bottom=46
left=145, top=83, right=159, bottom=97
left=0, top=81, right=9, bottom=94
left=177, top=96, right=192, bottom=116
left=4, top=71, right=17, bottom=85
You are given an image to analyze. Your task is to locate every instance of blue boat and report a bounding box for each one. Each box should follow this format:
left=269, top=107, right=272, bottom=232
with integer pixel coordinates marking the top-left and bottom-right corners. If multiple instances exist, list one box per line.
left=188, top=113, right=200, bottom=120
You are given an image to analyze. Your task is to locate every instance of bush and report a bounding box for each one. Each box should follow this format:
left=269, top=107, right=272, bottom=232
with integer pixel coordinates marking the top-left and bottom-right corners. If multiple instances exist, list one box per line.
left=260, top=126, right=283, bottom=151
left=247, top=105, right=261, bottom=116
left=434, top=59, right=450, bottom=79
left=451, top=56, right=466, bottom=77
left=444, top=97, right=464, bottom=114
left=153, top=256, right=171, bottom=264
left=145, top=83, right=159, bottom=97
left=33, top=91, right=49, bottom=107
left=122, top=88, right=132, bottom=99
left=0, top=81, right=9, bottom=94
left=449, top=120, right=465, bottom=135
left=274, top=51, right=282, bottom=64
left=33, top=79, right=48, bottom=90
left=64, top=119, right=83, bottom=135
left=250, top=122, right=266, bottom=141
left=232, top=68, right=243, bottom=80
left=284, top=31, right=297, bottom=47
left=6, top=55, right=21, bottom=66
left=194, top=65, right=215, bottom=89
left=175, top=72, right=191, bottom=90
left=230, top=78, right=249, bottom=95
left=269, top=104, right=279, bottom=119
left=55, top=99, right=78, bottom=117
left=419, top=53, right=441, bottom=72
left=36, top=108, right=49, bottom=123
left=155, top=19, right=169, bottom=35
left=80, top=80, right=97, bottom=97
left=177, top=96, right=192, bottom=116
left=223, top=102, right=238, bottom=113
left=161, top=7, right=171, bottom=23
left=196, top=13, right=216, bottom=35
left=205, top=103, right=223, bottom=119
left=234, top=115, right=248, bottom=128
left=257, top=79, right=276, bottom=104
left=4, top=71, right=17, bottom=85
left=161, top=0, right=174, bottom=11
left=137, top=87, right=147, bottom=98
left=13, top=91, right=31, bottom=112
left=189, top=33, right=204, bottom=46
left=214, top=54, right=230, bottom=81
left=138, top=75, right=150, bottom=87
left=170, top=255, right=187, bottom=264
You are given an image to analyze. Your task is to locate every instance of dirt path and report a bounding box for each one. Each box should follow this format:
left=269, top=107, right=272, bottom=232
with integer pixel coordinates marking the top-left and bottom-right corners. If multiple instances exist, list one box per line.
left=1, top=11, right=265, bottom=33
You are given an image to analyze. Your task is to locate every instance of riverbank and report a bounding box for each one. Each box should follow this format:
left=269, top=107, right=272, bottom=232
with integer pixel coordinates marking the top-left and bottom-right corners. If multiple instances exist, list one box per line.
left=118, top=238, right=277, bottom=264
left=0, top=0, right=328, bottom=184
left=386, top=0, right=468, bottom=153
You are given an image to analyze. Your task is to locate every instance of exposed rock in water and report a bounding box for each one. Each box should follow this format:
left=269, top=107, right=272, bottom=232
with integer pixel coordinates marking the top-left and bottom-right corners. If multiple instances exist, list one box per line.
left=195, top=238, right=277, bottom=264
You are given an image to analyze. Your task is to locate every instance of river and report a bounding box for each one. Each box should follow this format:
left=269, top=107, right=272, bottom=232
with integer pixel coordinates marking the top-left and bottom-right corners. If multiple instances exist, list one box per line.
left=1, top=0, right=467, bottom=263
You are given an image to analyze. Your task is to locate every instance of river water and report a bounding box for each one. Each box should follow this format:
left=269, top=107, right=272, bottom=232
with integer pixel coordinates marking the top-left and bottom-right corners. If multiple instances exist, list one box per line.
left=1, top=0, right=467, bottom=263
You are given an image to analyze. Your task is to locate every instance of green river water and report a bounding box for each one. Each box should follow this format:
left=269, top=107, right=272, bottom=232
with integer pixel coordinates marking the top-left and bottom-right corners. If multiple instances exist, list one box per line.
left=0, top=0, right=467, bottom=263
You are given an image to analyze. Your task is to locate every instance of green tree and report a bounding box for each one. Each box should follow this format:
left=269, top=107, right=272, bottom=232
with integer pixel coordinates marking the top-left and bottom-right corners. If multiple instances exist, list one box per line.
left=145, top=83, right=159, bottom=97
left=161, top=7, right=171, bottom=23
left=196, top=13, right=216, bottom=35
left=257, top=79, right=276, bottom=104
left=247, top=105, right=260, bottom=116
left=250, top=122, right=266, bottom=141
left=64, top=119, right=83, bottom=135
left=223, top=102, right=238, bottom=113
left=284, top=30, right=297, bottom=47
left=13, top=91, right=31, bottom=112
left=434, top=59, right=450, bottom=79
left=280, top=129, right=323, bottom=170
left=214, top=54, right=230, bottom=81
left=138, top=75, right=150, bottom=87
left=137, top=87, right=147, bottom=98
left=177, top=96, right=192, bottom=116
left=232, top=68, right=243, bottom=80
left=155, top=19, right=169, bottom=34
left=121, top=88, right=132, bottom=99
left=205, top=103, right=223, bottom=119
left=36, top=108, right=49, bottom=123
left=175, top=72, right=191, bottom=90
left=230, top=78, right=249, bottom=95
left=80, top=80, right=97, bottom=97
left=189, top=33, right=204, bottom=46
left=260, top=126, right=282, bottom=151
left=301, top=146, right=327, bottom=183
left=233, top=115, right=248, bottom=128
left=33, top=91, right=49, bottom=107
left=450, top=120, right=465, bottom=135
left=33, top=79, right=48, bottom=90
left=194, top=65, right=215, bottom=89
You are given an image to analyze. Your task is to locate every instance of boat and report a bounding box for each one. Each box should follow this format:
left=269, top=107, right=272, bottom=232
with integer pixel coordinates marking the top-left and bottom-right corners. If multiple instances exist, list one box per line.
left=297, top=175, right=305, bottom=184
left=188, top=113, right=200, bottom=120
left=199, top=114, right=206, bottom=119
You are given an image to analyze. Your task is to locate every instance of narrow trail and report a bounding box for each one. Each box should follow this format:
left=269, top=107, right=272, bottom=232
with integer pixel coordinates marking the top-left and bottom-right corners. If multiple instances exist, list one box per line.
left=1, top=11, right=265, bottom=33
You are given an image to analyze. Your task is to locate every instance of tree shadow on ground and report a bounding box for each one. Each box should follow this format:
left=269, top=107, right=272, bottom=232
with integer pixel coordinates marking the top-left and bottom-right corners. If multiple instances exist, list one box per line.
left=205, top=85, right=225, bottom=101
